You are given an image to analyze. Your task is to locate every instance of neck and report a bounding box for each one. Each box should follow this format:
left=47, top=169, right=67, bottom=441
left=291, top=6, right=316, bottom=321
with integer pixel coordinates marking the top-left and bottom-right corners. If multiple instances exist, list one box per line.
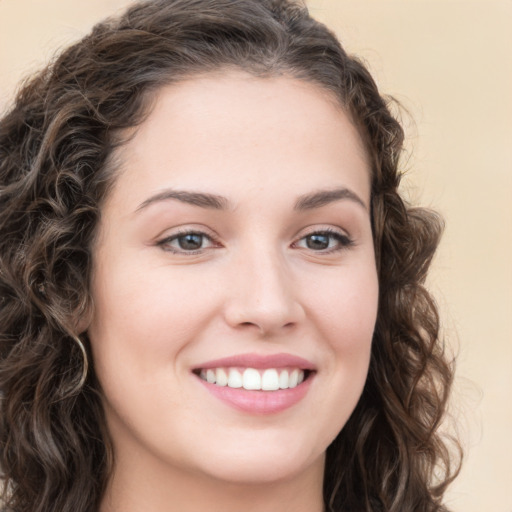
left=100, top=450, right=325, bottom=512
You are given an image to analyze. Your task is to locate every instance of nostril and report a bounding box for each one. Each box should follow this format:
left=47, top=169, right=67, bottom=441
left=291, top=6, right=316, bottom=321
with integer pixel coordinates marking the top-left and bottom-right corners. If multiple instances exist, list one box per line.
left=222, top=286, right=305, bottom=334
left=236, top=321, right=261, bottom=331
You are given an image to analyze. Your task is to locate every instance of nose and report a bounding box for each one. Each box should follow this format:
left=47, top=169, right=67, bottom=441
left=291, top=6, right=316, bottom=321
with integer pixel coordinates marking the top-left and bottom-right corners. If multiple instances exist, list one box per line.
left=223, top=248, right=305, bottom=336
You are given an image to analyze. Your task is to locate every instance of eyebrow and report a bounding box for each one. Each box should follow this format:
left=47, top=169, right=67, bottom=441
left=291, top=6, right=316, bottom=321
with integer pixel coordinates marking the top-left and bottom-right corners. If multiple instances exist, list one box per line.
left=294, top=187, right=368, bottom=211
left=135, top=186, right=367, bottom=213
left=135, top=189, right=229, bottom=212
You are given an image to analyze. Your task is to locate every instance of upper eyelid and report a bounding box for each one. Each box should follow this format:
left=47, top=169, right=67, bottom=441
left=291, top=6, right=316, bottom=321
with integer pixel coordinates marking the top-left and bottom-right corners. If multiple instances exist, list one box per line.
left=156, top=227, right=221, bottom=251
left=294, top=231, right=352, bottom=244
left=294, top=225, right=351, bottom=240
left=155, top=224, right=219, bottom=241
left=155, top=225, right=353, bottom=246
left=160, top=232, right=216, bottom=244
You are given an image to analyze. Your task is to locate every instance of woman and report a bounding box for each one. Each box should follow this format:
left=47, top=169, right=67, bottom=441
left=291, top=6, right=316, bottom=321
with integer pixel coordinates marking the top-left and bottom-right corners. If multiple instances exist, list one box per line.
left=0, top=0, right=461, bottom=511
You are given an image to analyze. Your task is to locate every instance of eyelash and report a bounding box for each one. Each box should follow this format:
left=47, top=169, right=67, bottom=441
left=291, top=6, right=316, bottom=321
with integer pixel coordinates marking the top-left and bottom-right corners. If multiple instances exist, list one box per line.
left=157, top=228, right=354, bottom=255
left=157, top=229, right=219, bottom=255
left=292, top=228, right=354, bottom=254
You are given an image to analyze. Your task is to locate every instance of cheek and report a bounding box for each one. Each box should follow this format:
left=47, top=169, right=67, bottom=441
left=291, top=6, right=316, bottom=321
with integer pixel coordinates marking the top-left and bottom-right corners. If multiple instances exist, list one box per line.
left=299, top=266, right=378, bottom=448
left=89, top=262, right=220, bottom=374
left=310, top=264, right=379, bottom=349
left=311, top=264, right=378, bottom=393
left=87, top=269, right=205, bottom=419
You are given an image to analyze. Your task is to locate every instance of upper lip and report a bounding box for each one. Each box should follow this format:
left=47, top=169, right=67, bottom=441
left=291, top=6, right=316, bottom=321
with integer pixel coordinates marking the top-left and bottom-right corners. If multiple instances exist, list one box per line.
left=193, top=353, right=316, bottom=371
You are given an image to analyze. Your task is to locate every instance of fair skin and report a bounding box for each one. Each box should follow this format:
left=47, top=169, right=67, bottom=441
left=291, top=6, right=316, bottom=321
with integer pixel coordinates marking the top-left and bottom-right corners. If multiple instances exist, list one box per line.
left=87, top=71, right=379, bottom=512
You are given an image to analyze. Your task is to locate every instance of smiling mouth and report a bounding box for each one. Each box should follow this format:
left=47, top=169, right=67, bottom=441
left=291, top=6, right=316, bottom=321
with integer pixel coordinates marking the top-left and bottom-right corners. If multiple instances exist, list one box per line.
left=194, top=367, right=312, bottom=391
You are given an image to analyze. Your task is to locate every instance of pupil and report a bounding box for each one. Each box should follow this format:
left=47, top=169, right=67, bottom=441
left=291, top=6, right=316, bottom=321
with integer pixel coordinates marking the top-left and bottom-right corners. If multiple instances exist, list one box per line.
left=179, top=234, right=203, bottom=250
left=307, top=234, right=329, bottom=250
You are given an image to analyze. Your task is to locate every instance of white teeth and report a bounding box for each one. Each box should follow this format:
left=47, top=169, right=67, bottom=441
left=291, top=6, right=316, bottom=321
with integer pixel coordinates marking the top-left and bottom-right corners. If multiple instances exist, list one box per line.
left=216, top=368, right=228, bottom=386
left=242, top=368, right=261, bottom=390
left=289, top=369, right=299, bottom=388
left=261, top=369, right=279, bottom=391
left=278, top=370, right=289, bottom=389
left=227, top=368, right=243, bottom=388
left=206, top=369, right=216, bottom=384
left=199, top=367, right=307, bottom=391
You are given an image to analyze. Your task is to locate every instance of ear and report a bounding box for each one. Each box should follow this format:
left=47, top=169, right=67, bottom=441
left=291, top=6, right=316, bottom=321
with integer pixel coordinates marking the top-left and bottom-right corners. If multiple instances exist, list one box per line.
left=74, top=301, right=94, bottom=335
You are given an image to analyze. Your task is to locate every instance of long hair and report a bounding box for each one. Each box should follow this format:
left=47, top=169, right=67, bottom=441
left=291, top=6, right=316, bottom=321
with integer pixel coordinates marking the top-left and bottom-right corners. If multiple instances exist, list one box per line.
left=0, top=1, right=460, bottom=510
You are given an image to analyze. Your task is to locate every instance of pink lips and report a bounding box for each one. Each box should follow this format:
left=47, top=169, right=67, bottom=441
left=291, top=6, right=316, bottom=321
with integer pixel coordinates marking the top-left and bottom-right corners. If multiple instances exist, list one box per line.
left=193, top=353, right=315, bottom=415
left=195, top=353, right=316, bottom=371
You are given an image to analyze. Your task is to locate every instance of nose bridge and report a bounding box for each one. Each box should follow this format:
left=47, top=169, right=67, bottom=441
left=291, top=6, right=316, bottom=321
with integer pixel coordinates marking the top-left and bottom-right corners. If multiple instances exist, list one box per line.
left=223, top=240, right=303, bottom=333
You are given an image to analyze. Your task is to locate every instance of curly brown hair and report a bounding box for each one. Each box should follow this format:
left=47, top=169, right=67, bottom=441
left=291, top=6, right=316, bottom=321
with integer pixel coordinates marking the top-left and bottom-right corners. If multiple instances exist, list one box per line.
left=0, top=0, right=460, bottom=511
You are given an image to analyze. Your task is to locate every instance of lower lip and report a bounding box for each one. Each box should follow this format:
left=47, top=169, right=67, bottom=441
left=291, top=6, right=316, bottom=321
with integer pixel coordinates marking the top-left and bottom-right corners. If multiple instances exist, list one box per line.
left=196, top=375, right=313, bottom=415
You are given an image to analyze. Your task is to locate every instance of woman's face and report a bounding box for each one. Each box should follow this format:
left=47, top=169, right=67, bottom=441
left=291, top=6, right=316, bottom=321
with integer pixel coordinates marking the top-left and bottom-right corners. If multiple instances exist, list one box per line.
left=88, top=72, right=378, bottom=486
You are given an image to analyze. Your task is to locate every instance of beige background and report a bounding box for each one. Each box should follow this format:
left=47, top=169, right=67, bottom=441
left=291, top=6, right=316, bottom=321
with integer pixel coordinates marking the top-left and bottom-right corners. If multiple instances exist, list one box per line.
left=1, top=1, right=511, bottom=510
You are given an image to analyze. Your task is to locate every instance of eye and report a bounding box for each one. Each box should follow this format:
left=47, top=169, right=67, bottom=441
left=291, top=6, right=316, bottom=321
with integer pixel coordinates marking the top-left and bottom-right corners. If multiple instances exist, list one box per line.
left=157, top=231, right=218, bottom=254
left=294, top=230, right=353, bottom=253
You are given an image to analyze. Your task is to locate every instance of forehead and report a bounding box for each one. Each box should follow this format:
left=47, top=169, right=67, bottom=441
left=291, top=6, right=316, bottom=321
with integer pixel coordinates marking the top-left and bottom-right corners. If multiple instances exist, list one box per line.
left=108, top=71, right=371, bottom=209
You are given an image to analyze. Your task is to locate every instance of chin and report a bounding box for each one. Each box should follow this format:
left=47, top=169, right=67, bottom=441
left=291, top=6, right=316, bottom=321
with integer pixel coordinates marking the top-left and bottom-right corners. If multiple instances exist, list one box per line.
left=199, top=452, right=323, bottom=485
left=186, top=430, right=326, bottom=485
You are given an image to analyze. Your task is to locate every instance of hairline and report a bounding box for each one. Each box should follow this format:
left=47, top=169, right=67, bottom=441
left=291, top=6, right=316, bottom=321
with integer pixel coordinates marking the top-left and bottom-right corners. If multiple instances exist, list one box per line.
left=99, top=65, right=372, bottom=213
